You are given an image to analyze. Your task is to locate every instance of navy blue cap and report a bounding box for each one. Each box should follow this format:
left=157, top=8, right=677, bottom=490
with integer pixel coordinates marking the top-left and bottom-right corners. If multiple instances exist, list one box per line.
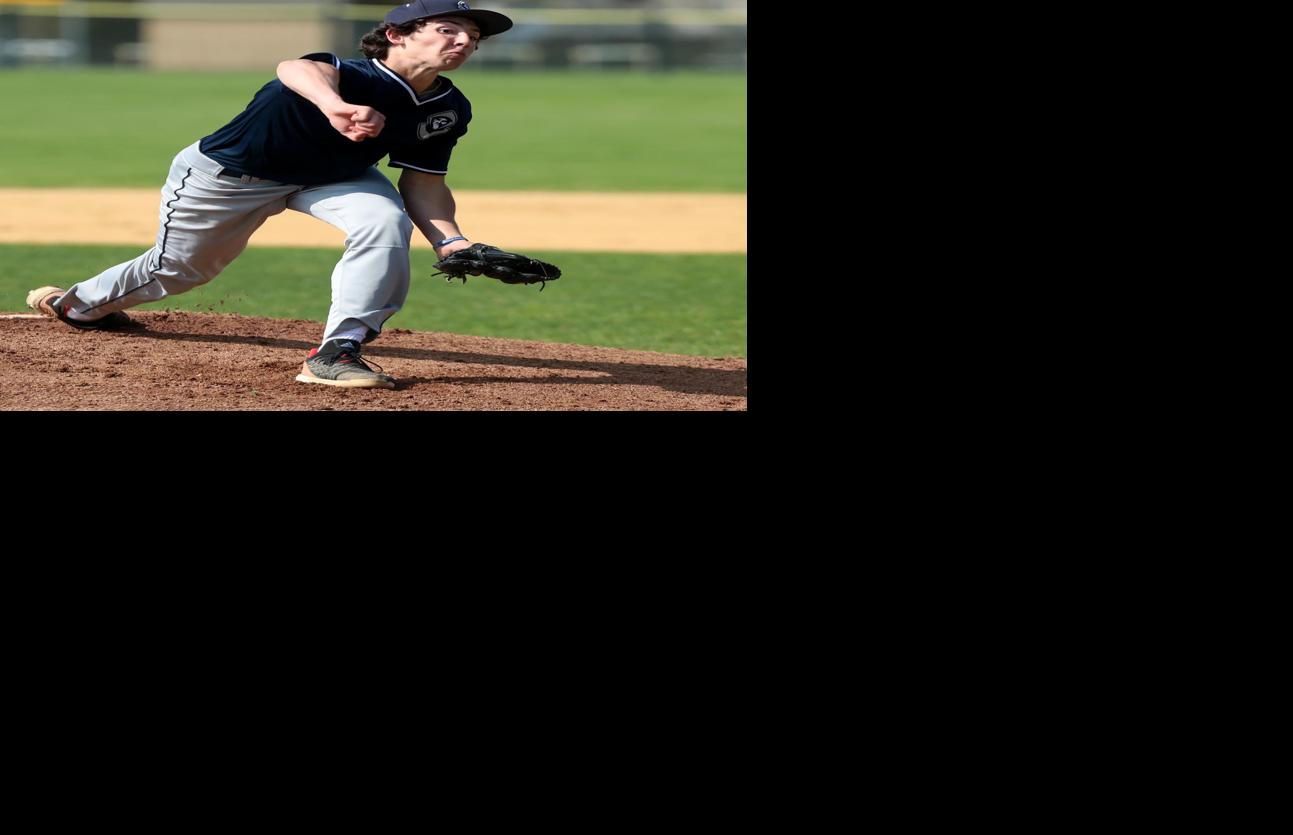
left=384, top=1, right=513, bottom=37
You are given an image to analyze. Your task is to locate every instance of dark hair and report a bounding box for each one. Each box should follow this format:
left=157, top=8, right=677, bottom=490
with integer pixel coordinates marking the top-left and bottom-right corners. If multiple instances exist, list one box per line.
left=359, top=18, right=486, bottom=59
left=359, top=20, right=426, bottom=59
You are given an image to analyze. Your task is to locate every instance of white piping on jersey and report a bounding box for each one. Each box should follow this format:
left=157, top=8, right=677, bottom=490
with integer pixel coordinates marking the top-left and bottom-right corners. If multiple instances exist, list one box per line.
left=331, top=55, right=341, bottom=69
left=389, top=161, right=448, bottom=174
left=371, top=59, right=454, bottom=105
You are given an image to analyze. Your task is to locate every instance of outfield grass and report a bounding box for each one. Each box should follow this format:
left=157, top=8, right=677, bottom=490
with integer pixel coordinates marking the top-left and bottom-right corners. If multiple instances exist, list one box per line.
left=0, top=244, right=746, bottom=358
left=0, top=68, right=746, bottom=192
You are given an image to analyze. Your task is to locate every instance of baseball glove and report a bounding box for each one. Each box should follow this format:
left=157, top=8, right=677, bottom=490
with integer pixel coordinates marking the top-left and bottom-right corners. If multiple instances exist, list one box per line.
left=433, top=244, right=562, bottom=291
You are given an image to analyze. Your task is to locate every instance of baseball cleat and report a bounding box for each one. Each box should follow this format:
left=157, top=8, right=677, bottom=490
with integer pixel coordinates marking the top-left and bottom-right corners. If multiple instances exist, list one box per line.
left=295, top=339, right=396, bottom=389
left=26, top=286, right=133, bottom=331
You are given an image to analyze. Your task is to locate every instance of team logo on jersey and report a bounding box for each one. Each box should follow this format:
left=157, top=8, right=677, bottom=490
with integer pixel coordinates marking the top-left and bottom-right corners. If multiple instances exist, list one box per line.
left=418, top=111, right=458, bottom=139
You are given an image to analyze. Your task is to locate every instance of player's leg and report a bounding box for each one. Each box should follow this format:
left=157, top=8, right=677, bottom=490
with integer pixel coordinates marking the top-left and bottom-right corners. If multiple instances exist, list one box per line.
left=47, top=143, right=299, bottom=322
left=286, top=166, right=414, bottom=347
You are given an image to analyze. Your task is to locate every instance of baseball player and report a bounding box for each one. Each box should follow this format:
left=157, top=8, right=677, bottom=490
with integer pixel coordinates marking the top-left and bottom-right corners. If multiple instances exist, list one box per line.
left=26, top=0, right=515, bottom=390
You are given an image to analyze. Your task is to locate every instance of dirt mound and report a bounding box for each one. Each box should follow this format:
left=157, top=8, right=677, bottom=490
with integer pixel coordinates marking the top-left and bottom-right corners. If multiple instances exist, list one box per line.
left=0, top=311, right=746, bottom=411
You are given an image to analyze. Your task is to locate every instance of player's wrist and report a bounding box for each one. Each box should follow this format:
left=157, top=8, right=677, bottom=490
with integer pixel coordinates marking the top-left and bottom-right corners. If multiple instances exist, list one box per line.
left=434, top=235, right=468, bottom=248
left=317, top=96, right=351, bottom=114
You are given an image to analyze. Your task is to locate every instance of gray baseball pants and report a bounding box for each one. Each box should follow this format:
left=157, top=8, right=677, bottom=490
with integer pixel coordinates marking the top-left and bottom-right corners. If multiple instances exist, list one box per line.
left=56, top=141, right=414, bottom=344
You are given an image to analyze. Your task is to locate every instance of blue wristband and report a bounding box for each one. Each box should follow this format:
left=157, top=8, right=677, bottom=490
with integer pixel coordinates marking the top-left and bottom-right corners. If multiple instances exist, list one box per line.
left=435, top=236, right=467, bottom=247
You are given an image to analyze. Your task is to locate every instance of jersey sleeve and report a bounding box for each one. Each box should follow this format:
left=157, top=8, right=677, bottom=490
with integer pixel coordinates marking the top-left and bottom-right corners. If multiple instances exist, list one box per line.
left=298, top=52, right=341, bottom=69
left=388, top=100, right=472, bottom=175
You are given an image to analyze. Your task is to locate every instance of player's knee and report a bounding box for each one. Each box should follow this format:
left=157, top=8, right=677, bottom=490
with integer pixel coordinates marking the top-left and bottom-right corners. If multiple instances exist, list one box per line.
left=351, top=207, right=413, bottom=248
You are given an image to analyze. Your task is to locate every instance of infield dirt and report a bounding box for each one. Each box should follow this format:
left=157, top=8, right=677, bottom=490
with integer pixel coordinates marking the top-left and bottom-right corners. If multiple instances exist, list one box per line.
left=0, top=188, right=746, bottom=254
left=0, top=311, right=746, bottom=411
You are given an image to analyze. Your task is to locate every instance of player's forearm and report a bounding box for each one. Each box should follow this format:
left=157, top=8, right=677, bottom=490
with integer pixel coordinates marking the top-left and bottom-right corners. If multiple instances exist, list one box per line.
left=401, top=179, right=466, bottom=249
left=276, top=59, right=346, bottom=110
left=278, top=60, right=384, bottom=142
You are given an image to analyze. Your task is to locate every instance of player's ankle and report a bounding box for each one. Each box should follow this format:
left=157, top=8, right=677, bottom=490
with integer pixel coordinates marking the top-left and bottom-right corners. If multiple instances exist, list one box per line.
left=61, top=303, right=98, bottom=322
left=322, top=326, right=369, bottom=349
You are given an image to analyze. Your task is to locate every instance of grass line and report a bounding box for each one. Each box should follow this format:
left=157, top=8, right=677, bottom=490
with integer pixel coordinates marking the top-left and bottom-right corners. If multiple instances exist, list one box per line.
left=0, top=243, right=747, bottom=357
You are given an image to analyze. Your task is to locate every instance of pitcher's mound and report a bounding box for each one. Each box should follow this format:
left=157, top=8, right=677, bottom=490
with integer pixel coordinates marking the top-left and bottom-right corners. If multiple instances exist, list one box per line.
left=0, top=311, right=745, bottom=411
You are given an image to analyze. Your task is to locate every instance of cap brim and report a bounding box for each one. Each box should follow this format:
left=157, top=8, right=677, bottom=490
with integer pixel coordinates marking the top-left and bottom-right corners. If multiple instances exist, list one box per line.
left=424, top=10, right=514, bottom=37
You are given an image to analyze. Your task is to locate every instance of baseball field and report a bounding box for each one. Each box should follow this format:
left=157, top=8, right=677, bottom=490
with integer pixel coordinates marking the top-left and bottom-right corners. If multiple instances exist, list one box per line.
left=0, top=68, right=746, bottom=410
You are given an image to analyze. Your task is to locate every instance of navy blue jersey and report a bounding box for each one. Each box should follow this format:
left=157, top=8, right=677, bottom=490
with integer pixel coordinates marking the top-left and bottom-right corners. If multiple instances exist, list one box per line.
left=199, top=53, right=472, bottom=186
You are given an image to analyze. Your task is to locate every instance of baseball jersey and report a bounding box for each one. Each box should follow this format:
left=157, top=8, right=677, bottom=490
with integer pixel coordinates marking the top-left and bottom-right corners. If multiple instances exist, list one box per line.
left=199, top=53, right=472, bottom=186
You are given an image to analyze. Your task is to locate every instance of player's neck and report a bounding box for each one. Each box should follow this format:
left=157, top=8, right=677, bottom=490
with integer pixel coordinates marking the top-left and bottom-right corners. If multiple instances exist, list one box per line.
left=383, top=57, right=440, bottom=94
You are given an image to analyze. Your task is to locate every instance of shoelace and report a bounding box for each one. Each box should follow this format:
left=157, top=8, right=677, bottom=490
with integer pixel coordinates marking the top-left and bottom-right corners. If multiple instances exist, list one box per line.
left=331, top=350, right=386, bottom=375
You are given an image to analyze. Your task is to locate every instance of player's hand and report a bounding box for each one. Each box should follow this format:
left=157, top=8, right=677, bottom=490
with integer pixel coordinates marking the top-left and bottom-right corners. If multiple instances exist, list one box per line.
left=434, top=238, right=474, bottom=259
left=348, top=106, right=386, bottom=139
left=325, top=103, right=385, bottom=142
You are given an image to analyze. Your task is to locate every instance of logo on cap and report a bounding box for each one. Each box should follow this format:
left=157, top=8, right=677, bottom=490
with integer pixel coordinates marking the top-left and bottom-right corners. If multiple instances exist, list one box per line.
left=458, top=2, right=470, bottom=10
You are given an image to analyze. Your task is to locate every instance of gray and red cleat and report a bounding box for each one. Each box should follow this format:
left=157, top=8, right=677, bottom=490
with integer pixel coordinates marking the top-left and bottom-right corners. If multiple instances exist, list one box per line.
left=295, top=339, right=396, bottom=389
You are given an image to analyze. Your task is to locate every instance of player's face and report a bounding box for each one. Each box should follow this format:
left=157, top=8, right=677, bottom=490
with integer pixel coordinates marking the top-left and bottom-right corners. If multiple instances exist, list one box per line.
left=416, top=17, right=482, bottom=69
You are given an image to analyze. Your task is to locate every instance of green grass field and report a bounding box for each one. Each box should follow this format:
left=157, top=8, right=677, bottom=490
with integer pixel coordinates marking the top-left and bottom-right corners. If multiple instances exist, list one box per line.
left=0, top=69, right=746, bottom=192
left=0, top=244, right=746, bottom=357
left=0, top=68, right=745, bottom=357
